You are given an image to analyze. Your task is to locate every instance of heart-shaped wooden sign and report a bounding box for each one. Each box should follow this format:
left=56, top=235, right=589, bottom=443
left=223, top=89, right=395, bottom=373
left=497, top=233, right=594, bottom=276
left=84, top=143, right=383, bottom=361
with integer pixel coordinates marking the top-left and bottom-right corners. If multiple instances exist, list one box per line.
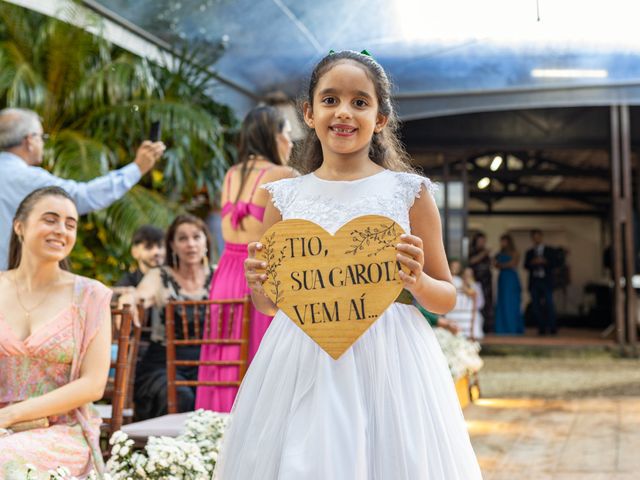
left=257, top=215, right=409, bottom=359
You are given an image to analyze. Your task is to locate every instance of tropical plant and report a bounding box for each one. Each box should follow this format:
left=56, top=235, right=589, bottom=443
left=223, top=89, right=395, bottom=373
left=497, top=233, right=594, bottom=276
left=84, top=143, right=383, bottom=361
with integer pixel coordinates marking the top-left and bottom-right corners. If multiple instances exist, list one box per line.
left=0, top=1, right=237, bottom=283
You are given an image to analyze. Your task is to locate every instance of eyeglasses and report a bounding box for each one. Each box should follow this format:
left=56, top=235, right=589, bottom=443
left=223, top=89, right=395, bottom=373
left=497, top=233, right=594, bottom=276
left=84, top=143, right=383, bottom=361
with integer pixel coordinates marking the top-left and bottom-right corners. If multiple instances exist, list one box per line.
left=27, top=132, right=50, bottom=141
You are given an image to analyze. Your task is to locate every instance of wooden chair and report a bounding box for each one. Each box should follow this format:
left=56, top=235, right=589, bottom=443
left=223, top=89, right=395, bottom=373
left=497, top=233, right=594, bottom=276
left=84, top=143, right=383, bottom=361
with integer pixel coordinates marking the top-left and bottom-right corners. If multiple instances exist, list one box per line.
left=98, top=304, right=140, bottom=442
left=166, top=296, right=252, bottom=413
left=124, top=304, right=146, bottom=418
left=120, top=296, right=250, bottom=444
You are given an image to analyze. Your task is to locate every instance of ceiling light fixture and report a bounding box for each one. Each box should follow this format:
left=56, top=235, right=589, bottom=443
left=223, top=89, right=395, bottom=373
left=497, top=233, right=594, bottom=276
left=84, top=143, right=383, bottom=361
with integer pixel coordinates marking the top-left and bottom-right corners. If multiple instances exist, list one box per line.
left=477, top=177, right=491, bottom=189
left=531, top=68, right=608, bottom=79
left=490, top=155, right=503, bottom=171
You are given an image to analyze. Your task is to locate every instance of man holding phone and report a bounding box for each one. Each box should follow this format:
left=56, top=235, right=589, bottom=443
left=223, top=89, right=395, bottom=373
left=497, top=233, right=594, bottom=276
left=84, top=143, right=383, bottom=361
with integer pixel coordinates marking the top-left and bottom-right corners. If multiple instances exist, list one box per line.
left=0, top=108, right=166, bottom=270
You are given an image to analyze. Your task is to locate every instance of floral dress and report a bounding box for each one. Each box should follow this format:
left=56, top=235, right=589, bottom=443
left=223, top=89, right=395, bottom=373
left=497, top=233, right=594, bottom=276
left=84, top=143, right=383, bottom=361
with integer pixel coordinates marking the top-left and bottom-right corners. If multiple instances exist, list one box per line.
left=0, top=276, right=112, bottom=479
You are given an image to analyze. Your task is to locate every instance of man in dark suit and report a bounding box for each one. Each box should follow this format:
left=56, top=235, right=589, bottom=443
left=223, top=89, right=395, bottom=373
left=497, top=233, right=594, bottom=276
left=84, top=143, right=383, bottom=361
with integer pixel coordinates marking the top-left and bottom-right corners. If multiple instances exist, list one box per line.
left=524, top=229, right=557, bottom=335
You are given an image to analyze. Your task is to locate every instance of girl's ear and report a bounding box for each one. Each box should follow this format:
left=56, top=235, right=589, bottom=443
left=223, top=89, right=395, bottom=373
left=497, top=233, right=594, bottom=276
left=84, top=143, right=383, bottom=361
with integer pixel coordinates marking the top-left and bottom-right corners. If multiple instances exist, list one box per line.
left=303, top=101, right=315, bottom=129
left=374, top=113, right=389, bottom=133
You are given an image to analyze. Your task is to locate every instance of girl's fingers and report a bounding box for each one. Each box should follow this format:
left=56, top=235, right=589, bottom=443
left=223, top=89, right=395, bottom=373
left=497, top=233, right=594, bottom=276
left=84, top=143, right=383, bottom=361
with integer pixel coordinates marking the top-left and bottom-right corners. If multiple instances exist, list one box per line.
left=244, top=258, right=267, bottom=271
left=246, top=272, right=267, bottom=283
left=398, top=270, right=417, bottom=285
left=396, top=253, right=422, bottom=274
left=247, top=242, right=263, bottom=258
left=396, top=243, right=424, bottom=261
left=399, top=233, right=423, bottom=248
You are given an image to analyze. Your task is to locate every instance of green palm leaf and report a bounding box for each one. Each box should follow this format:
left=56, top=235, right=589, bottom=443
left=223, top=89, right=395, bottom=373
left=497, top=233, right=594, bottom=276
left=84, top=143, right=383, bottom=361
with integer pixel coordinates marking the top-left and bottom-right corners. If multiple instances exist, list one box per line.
left=0, top=3, right=236, bottom=283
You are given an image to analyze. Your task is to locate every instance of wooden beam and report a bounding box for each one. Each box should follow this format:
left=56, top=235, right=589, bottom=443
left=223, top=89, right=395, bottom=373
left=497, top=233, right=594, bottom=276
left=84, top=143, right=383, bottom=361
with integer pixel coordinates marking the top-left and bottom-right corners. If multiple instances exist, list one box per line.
left=463, top=168, right=610, bottom=179
left=472, top=190, right=609, bottom=199
left=469, top=209, right=606, bottom=217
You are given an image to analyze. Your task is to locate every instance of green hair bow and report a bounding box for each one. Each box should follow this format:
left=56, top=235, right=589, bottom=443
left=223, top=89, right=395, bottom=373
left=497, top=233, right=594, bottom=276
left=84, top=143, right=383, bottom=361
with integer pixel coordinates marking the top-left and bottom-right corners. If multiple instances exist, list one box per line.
left=328, top=49, right=372, bottom=57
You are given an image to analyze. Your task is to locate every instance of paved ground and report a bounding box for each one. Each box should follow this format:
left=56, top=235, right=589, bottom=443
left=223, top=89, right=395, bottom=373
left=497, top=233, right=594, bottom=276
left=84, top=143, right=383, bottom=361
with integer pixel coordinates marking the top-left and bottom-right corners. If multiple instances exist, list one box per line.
left=465, top=354, right=640, bottom=479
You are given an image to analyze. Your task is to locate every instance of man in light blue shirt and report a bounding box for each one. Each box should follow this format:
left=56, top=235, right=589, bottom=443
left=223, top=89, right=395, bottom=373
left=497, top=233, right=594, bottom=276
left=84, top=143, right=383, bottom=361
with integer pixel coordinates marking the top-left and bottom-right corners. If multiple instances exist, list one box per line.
left=0, top=108, right=165, bottom=270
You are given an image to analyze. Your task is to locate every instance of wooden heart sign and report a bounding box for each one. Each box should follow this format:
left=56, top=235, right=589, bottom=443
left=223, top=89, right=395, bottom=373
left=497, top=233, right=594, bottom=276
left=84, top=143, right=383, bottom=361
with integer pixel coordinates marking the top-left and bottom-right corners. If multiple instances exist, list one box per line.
left=257, top=215, right=409, bottom=359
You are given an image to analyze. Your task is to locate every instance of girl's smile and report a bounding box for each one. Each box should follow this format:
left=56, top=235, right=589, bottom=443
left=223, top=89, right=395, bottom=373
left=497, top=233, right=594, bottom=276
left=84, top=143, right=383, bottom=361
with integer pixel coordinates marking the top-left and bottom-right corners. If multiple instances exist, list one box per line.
left=329, top=123, right=358, bottom=137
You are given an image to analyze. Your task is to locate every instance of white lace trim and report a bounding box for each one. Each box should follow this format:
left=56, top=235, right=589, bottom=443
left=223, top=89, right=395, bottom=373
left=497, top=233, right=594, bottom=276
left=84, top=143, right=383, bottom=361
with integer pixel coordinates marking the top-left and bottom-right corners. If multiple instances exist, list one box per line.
left=398, top=172, right=438, bottom=197
left=261, top=176, right=302, bottom=214
left=261, top=171, right=436, bottom=235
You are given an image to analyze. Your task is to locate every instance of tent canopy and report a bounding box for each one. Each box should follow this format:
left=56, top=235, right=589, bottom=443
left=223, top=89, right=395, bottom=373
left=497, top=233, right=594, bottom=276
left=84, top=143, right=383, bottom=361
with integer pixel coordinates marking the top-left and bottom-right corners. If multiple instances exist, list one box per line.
left=93, top=0, right=640, bottom=118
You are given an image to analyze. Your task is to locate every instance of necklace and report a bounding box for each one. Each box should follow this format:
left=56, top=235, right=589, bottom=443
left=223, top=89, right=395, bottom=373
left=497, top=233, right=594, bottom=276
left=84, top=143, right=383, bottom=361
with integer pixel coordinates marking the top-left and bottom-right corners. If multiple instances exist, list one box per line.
left=12, top=272, right=59, bottom=321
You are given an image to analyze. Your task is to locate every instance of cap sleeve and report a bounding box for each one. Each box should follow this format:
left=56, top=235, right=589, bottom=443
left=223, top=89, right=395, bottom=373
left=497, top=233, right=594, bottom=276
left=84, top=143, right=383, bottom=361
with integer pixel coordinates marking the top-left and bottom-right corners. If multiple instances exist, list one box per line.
left=261, top=177, right=298, bottom=215
left=395, top=172, right=438, bottom=209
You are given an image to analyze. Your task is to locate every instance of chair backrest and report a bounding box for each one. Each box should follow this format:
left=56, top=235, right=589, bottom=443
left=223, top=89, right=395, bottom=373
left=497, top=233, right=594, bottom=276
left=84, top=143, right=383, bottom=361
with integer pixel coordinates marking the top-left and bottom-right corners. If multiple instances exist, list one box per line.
left=122, top=304, right=145, bottom=412
left=105, top=304, right=137, bottom=435
left=165, top=296, right=251, bottom=414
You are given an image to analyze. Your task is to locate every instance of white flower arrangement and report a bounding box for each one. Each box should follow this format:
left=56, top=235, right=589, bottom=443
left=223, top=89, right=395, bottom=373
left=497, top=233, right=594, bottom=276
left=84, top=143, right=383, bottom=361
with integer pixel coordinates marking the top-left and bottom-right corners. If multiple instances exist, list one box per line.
left=29, top=409, right=229, bottom=480
left=106, top=409, right=229, bottom=479
left=25, top=464, right=102, bottom=480
left=434, top=328, right=484, bottom=380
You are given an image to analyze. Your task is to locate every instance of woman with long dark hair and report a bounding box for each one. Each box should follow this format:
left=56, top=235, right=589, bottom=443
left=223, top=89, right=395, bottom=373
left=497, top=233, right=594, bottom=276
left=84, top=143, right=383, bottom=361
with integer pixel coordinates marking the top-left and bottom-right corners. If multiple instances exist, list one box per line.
left=0, top=187, right=111, bottom=477
left=195, top=105, right=294, bottom=412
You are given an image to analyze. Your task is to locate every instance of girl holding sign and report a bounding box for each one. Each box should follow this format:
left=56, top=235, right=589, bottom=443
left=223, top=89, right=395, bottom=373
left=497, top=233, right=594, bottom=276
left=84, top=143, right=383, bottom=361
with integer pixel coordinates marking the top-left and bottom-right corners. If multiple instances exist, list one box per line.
left=215, top=51, right=483, bottom=479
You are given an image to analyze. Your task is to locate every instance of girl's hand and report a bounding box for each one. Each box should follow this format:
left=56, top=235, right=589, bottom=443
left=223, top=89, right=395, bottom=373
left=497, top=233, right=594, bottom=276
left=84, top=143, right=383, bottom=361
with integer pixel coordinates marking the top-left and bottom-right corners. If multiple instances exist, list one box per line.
left=396, top=233, right=425, bottom=291
left=245, top=242, right=267, bottom=295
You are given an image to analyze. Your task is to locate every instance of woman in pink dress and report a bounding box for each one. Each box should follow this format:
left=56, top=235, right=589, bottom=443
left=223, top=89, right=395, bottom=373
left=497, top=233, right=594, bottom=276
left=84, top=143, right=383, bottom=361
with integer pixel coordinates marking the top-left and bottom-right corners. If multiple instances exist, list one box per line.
left=0, top=186, right=111, bottom=479
left=196, top=106, right=295, bottom=412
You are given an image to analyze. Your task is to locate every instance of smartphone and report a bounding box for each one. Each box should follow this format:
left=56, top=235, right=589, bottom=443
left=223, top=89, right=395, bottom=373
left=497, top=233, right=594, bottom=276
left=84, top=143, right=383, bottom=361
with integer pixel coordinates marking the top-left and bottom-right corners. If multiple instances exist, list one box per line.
left=149, top=120, right=162, bottom=142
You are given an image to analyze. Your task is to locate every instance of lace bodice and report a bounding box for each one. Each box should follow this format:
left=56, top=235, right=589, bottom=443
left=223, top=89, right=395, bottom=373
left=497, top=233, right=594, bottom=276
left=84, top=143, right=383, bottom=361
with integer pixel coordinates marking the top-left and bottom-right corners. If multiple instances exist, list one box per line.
left=262, top=170, right=436, bottom=234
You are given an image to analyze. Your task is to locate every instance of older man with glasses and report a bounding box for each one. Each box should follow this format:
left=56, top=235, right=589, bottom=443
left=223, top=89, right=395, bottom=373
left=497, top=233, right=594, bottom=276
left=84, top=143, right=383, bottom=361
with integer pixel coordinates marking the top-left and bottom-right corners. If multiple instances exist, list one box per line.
left=0, top=107, right=165, bottom=270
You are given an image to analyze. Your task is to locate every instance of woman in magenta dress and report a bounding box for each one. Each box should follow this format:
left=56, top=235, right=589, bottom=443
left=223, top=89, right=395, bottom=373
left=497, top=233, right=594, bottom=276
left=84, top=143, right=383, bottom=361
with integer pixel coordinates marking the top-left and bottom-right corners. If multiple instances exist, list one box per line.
left=196, top=106, right=294, bottom=412
left=0, top=187, right=111, bottom=478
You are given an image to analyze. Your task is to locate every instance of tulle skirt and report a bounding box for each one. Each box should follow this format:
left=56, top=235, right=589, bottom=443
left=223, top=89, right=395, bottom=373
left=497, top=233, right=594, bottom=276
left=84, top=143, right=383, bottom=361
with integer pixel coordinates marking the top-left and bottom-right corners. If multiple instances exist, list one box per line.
left=214, top=303, right=483, bottom=480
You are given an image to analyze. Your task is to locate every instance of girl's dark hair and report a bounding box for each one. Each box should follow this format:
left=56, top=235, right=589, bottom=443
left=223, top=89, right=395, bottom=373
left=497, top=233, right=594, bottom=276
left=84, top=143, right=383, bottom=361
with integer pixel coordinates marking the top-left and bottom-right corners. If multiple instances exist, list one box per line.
left=234, top=105, right=287, bottom=204
left=8, top=186, right=76, bottom=270
left=500, top=234, right=517, bottom=254
left=291, top=50, right=414, bottom=175
left=165, top=214, right=212, bottom=268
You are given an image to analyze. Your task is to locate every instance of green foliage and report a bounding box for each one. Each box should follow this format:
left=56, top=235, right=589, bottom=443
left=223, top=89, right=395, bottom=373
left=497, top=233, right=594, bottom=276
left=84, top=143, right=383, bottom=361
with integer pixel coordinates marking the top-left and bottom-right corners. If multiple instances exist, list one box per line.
left=0, top=2, right=237, bottom=283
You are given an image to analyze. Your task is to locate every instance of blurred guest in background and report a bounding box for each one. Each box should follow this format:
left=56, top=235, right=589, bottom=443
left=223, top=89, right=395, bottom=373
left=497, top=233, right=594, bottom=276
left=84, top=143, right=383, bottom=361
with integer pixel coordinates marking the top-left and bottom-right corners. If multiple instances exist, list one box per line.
left=469, top=232, right=493, bottom=333
left=119, top=214, right=214, bottom=420
left=494, top=233, right=524, bottom=335
left=116, top=225, right=166, bottom=288
left=0, top=107, right=165, bottom=270
left=525, top=229, right=557, bottom=335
